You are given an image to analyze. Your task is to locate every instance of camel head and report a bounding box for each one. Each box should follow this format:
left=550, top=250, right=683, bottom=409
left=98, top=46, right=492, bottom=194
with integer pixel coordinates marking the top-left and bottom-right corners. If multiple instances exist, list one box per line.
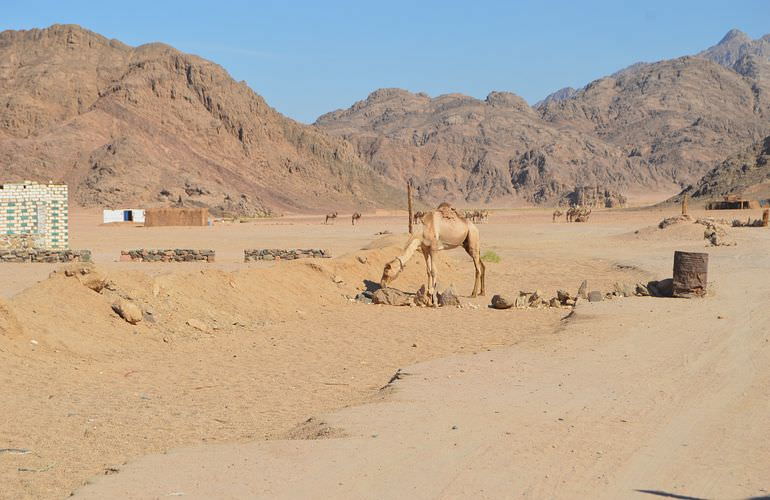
left=380, top=258, right=403, bottom=288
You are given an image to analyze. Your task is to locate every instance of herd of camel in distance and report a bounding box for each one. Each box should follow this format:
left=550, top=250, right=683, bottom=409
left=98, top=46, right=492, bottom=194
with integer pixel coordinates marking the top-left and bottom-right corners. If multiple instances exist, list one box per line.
left=323, top=207, right=592, bottom=225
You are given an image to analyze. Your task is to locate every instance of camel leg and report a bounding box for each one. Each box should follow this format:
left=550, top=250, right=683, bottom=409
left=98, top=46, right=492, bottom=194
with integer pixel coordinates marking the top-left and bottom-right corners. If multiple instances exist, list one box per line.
left=424, top=248, right=438, bottom=307
left=464, top=231, right=486, bottom=297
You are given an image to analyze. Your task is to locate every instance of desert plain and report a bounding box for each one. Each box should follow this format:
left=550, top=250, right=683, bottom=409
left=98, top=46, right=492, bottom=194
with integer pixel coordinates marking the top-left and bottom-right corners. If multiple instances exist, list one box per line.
left=0, top=206, right=768, bottom=500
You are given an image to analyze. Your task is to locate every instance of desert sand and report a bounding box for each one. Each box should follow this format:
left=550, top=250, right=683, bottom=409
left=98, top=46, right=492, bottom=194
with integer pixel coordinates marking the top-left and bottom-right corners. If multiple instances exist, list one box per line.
left=1, top=207, right=768, bottom=500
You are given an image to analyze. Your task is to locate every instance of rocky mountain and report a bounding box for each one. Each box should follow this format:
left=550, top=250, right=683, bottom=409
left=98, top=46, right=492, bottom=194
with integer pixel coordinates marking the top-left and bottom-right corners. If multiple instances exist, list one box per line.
left=536, top=55, right=770, bottom=189
left=0, top=25, right=403, bottom=215
left=318, top=30, right=770, bottom=207
left=316, top=88, right=642, bottom=207
left=675, top=135, right=770, bottom=202
left=698, top=28, right=770, bottom=79
left=534, top=87, right=576, bottom=107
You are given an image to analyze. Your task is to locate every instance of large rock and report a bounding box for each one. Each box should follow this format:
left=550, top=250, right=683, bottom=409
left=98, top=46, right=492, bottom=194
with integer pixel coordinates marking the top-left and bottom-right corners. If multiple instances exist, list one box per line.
left=438, top=287, right=461, bottom=307
left=490, top=294, right=514, bottom=309
left=112, top=299, right=142, bottom=325
left=372, top=288, right=414, bottom=306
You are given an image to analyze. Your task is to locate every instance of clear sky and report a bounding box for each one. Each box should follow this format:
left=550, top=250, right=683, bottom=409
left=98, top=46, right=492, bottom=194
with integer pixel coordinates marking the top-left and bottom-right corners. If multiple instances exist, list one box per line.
left=2, top=0, right=769, bottom=123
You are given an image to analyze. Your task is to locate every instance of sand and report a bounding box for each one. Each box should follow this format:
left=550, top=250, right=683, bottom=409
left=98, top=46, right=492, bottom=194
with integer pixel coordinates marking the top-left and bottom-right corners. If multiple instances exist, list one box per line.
left=1, top=207, right=768, bottom=499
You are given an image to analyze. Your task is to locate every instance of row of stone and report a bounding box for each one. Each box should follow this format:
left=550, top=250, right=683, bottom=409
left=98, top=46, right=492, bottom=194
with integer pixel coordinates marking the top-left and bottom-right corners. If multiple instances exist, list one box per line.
left=0, top=249, right=92, bottom=263
left=120, top=249, right=215, bottom=262
left=244, top=248, right=332, bottom=261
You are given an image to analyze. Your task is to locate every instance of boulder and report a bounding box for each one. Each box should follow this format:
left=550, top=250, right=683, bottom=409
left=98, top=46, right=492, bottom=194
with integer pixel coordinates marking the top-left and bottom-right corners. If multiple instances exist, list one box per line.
left=613, top=282, right=635, bottom=297
left=372, top=287, right=414, bottom=306
left=438, top=287, right=461, bottom=307
left=112, top=299, right=142, bottom=325
left=588, top=291, right=603, bottom=302
left=490, top=294, right=514, bottom=309
left=634, top=283, right=650, bottom=296
left=557, top=289, right=572, bottom=304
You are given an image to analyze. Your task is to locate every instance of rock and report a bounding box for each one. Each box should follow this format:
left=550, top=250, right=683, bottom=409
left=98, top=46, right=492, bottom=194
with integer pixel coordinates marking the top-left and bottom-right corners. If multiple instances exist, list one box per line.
left=529, top=290, right=544, bottom=304
left=354, top=293, right=372, bottom=304
left=356, top=255, right=368, bottom=264
left=549, top=297, right=561, bottom=308
left=438, top=287, right=461, bottom=307
left=112, top=299, right=142, bottom=325
left=577, top=280, right=588, bottom=299
left=557, top=289, right=572, bottom=303
left=613, top=282, right=635, bottom=297
left=564, top=298, right=576, bottom=306
left=588, top=291, right=603, bottom=302
left=372, top=287, right=414, bottom=306
left=186, top=318, right=210, bottom=332
left=490, top=294, right=514, bottom=309
left=648, top=278, right=673, bottom=297
left=331, top=275, right=344, bottom=284
left=514, top=293, right=531, bottom=308
left=635, top=283, right=650, bottom=296
left=414, top=285, right=432, bottom=307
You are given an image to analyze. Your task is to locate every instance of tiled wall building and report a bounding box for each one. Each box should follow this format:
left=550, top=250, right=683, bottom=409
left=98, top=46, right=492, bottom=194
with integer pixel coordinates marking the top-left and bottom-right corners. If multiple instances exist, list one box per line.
left=0, top=181, right=69, bottom=249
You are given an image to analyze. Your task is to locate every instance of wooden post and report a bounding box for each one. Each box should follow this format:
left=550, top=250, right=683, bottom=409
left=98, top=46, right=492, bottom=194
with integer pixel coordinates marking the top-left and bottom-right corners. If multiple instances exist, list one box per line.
left=407, top=181, right=414, bottom=234
left=762, top=209, right=769, bottom=227
left=681, top=193, right=688, bottom=216
left=672, top=251, right=708, bottom=298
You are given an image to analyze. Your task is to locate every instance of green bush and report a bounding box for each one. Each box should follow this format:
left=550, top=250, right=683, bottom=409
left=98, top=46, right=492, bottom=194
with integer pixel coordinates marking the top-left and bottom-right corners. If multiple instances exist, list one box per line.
left=481, top=250, right=500, bottom=263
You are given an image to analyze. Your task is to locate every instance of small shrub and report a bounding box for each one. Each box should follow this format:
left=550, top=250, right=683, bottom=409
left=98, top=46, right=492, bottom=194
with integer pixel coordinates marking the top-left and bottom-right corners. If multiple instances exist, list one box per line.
left=481, top=250, right=500, bottom=263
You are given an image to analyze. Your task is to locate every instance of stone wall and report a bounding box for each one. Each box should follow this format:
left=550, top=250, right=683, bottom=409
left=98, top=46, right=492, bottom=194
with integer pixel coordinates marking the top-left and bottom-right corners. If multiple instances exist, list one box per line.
left=0, top=249, right=91, bottom=263
left=120, top=249, right=215, bottom=262
left=244, top=248, right=331, bottom=261
left=0, top=181, right=69, bottom=249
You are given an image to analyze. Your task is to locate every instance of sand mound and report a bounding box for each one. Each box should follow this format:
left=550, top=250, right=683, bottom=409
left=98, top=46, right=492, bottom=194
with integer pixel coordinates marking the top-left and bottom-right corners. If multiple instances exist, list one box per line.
left=6, top=241, right=464, bottom=356
left=618, top=215, right=733, bottom=244
left=0, top=298, right=23, bottom=338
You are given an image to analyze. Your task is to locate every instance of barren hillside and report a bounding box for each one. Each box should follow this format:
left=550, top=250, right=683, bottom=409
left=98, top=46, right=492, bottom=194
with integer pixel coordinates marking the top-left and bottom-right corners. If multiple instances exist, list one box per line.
left=673, top=135, right=770, bottom=202
left=316, top=89, right=642, bottom=207
left=0, top=25, right=403, bottom=214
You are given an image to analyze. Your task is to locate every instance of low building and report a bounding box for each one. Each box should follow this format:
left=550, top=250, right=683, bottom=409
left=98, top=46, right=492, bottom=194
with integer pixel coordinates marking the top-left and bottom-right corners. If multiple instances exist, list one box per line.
left=144, top=207, right=209, bottom=227
left=0, top=181, right=69, bottom=249
left=103, top=209, right=145, bottom=224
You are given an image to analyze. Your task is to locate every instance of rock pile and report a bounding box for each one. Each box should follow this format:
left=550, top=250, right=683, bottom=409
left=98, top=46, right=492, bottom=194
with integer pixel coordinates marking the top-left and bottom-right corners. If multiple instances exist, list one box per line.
left=0, top=249, right=92, bottom=263
left=370, top=286, right=463, bottom=307
left=244, top=249, right=331, bottom=261
left=696, top=218, right=736, bottom=246
left=120, top=249, right=215, bottom=262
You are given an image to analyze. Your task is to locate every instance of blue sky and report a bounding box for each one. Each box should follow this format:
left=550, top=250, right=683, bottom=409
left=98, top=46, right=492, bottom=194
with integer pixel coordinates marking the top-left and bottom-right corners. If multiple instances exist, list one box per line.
left=2, top=0, right=768, bottom=123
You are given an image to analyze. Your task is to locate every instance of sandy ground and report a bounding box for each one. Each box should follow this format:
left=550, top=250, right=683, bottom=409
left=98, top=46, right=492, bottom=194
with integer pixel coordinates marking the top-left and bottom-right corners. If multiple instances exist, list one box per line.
left=1, top=207, right=768, bottom=499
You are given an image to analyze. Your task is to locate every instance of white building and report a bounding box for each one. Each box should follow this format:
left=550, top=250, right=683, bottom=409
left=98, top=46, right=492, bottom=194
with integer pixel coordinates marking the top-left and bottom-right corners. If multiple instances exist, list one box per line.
left=103, top=209, right=145, bottom=224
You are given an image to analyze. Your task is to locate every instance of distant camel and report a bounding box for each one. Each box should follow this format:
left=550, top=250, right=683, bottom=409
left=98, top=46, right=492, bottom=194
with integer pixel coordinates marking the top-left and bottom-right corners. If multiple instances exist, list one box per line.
left=381, top=203, right=485, bottom=305
left=552, top=209, right=563, bottom=222
left=325, top=212, right=338, bottom=224
left=351, top=212, right=361, bottom=225
left=412, top=211, right=425, bottom=225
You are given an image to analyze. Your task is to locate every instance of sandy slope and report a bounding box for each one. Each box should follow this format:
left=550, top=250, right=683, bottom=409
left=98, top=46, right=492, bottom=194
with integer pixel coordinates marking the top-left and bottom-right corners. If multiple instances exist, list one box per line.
left=74, top=212, right=770, bottom=500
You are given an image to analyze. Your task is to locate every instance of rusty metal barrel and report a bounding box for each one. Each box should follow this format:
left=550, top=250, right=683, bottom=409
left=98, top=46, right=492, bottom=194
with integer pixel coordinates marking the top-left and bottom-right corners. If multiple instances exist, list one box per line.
left=672, top=251, right=709, bottom=298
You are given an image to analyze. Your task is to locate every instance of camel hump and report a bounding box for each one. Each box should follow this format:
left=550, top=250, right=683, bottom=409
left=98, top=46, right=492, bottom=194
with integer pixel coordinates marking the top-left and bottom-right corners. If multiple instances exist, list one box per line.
left=436, top=202, right=460, bottom=221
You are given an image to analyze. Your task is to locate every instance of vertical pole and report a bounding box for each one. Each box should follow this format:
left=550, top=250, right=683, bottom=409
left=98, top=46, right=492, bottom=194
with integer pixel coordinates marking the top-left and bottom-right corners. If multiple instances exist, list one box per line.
left=407, top=181, right=414, bottom=234
left=682, top=193, right=689, bottom=216
left=762, top=209, right=769, bottom=227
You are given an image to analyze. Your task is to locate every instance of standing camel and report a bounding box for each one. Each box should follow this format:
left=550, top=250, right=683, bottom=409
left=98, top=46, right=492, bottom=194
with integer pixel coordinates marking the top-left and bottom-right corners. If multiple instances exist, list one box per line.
left=324, top=212, right=338, bottom=224
left=351, top=212, right=361, bottom=225
left=380, top=203, right=485, bottom=305
left=552, top=209, right=563, bottom=222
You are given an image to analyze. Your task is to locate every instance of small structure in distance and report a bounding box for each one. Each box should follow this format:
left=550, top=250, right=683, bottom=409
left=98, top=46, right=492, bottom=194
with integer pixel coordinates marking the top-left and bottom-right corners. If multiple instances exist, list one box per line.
left=103, top=209, right=145, bottom=224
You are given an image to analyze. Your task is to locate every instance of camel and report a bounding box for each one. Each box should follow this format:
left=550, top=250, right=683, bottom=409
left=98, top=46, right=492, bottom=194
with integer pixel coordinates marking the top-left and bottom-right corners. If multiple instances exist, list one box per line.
left=324, top=212, right=338, bottom=224
left=412, top=211, right=425, bottom=225
left=351, top=212, right=361, bottom=225
left=381, top=203, right=485, bottom=305
left=552, top=209, right=563, bottom=222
